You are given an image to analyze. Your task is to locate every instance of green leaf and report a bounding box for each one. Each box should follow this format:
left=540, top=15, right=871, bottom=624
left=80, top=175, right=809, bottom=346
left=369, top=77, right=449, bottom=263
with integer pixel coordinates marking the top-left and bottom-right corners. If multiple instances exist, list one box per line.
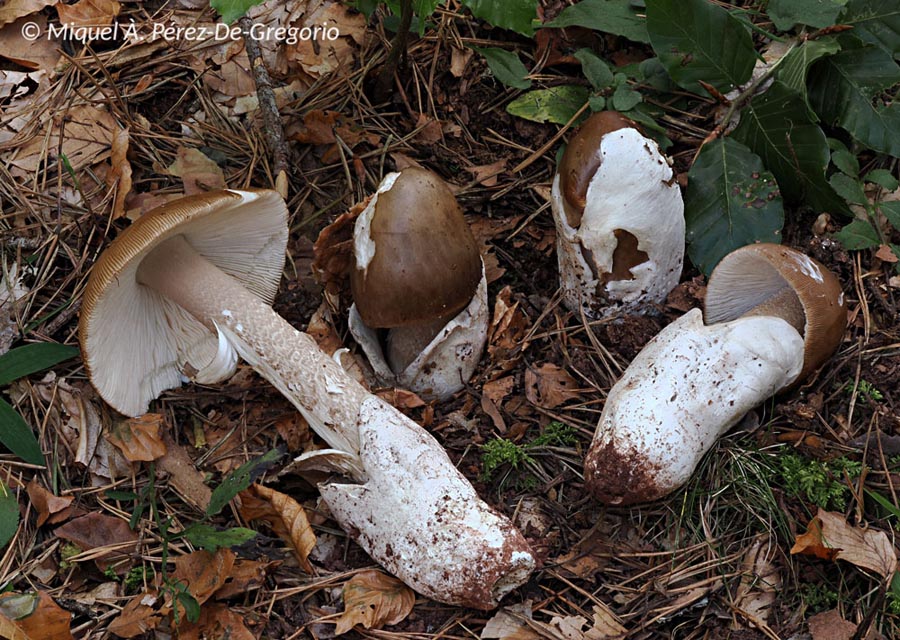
left=831, top=148, right=860, bottom=176
left=731, top=81, right=849, bottom=215
left=181, top=523, right=257, bottom=551
left=776, top=37, right=842, bottom=118
left=0, top=397, right=43, bottom=465
left=0, top=343, right=79, bottom=387
left=0, top=479, right=18, bottom=549
left=833, top=218, right=880, bottom=248
left=506, top=85, right=590, bottom=124
left=612, top=84, right=642, bottom=111
left=866, top=169, right=900, bottom=190
left=210, top=0, right=264, bottom=24
left=684, top=138, right=784, bottom=275
left=639, top=57, right=676, bottom=91
left=830, top=173, right=869, bottom=204
left=461, top=0, right=538, bottom=36
left=646, top=0, right=756, bottom=94
left=544, top=0, right=650, bottom=43
left=174, top=589, right=201, bottom=624
left=840, top=0, right=900, bottom=59
left=807, top=45, right=900, bottom=156
left=574, top=49, right=614, bottom=90
left=207, top=449, right=281, bottom=517
left=767, top=0, right=848, bottom=31
left=589, top=95, right=607, bottom=111
left=471, top=47, right=532, bottom=90
left=880, top=201, right=900, bottom=228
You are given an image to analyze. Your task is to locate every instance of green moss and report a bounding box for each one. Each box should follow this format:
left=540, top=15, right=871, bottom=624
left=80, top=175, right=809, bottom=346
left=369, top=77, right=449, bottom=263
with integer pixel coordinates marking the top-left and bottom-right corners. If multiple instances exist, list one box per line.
left=778, top=454, right=861, bottom=510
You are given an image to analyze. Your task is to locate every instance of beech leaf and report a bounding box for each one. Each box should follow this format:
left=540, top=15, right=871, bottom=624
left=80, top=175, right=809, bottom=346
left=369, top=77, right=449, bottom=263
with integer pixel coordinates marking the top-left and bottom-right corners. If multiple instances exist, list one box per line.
left=334, top=570, right=415, bottom=635
left=790, top=508, right=897, bottom=577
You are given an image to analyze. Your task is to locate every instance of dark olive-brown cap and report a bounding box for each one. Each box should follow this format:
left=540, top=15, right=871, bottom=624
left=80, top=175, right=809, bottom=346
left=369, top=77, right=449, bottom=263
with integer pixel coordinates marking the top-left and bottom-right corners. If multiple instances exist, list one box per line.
left=558, top=111, right=635, bottom=227
left=351, top=167, right=482, bottom=328
left=704, top=243, right=846, bottom=382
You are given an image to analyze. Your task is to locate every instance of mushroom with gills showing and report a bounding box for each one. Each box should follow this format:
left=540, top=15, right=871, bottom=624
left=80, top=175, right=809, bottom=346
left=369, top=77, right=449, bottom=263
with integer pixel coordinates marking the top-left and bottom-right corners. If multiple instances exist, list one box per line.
left=551, top=111, right=685, bottom=317
left=584, top=244, right=846, bottom=505
left=348, top=168, right=489, bottom=400
left=78, top=189, right=534, bottom=609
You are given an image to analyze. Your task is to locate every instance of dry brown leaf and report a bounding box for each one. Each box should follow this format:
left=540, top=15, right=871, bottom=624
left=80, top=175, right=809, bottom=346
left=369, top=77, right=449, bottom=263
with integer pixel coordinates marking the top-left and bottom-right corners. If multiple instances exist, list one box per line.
left=807, top=609, right=857, bottom=640
left=106, top=126, right=132, bottom=220
left=481, top=394, right=507, bottom=433
left=414, top=112, right=443, bottom=144
left=107, top=591, right=166, bottom=638
left=481, top=601, right=540, bottom=639
left=487, top=286, right=530, bottom=367
left=484, top=376, right=516, bottom=405
left=0, top=592, right=73, bottom=640
left=10, top=104, right=117, bottom=177
left=334, top=570, right=415, bottom=635
left=239, top=483, right=316, bottom=572
left=450, top=47, right=474, bottom=77
left=214, top=559, right=274, bottom=601
left=0, top=0, right=55, bottom=26
left=589, top=603, right=627, bottom=638
left=552, top=533, right=610, bottom=580
left=106, top=414, right=167, bottom=462
left=56, top=0, right=121, bottom=28
left=732, top=535, right=781, bottom=631
left=166, top=147, right=226, bottom=195
left=0, top=615, right=31, bottom=640
left=376, top=388, right=426, bottom=410
left=286, top=0, right=366, bottom=77
left=0, top=15, right=61, bottom=70
left=465, top=159, right=507, bottom=187
left=156, top=430, right=211, bottom=511
left=274, top=413, right=314, bottom=453
left=875, top=244, right=898, bottom=263
left=291, top=109, right=341, bottom=145
left=525, top=363, right=580, bottom=409
left=790, top=509, right=897, bottom=577
left=177, top=602, right=255, bottom=640
left=25, top=481, right=74, bottom=527
left=172, top=549, right=236, bottom=610
left=54, top=512, right=138, bottom=572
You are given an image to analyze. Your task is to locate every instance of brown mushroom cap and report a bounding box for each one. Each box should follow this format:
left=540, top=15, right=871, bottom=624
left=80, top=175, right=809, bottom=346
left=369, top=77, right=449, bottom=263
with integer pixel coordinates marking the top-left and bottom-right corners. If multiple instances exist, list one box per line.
left=704, top=243, right=846, bottom=382
left=351, top=167, right=482, bottom=328
left=558, top=111, right=635, bottom=228
left=78, top=189, right=288, bottom=416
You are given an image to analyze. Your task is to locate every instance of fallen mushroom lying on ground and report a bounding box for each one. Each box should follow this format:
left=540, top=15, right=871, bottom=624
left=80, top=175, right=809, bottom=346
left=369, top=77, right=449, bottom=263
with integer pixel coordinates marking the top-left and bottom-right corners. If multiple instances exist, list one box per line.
left=78, top=189, right=534, bottom=609
left=585, top=244, right=846, bottom=504
left=348, top=167, right=489, bottom=400
left=551, top=111, right=685, bottom=317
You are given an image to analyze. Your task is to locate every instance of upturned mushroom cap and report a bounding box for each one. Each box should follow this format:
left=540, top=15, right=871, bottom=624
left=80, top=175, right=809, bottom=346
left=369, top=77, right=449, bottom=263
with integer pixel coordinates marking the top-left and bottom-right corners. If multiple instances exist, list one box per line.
left=78, top=189, right=288, bottom=416
left=704, top=244, right=846, bottom=382
left=350, top=168, right=482, bottom=328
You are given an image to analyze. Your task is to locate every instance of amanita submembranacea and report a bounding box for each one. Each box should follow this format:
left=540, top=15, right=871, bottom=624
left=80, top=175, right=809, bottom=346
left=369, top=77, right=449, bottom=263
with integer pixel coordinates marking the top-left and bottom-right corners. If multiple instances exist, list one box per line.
left=584, top=244, right=846, bottom=504
left=551, top=111, right=685, bottom=317
left=78, top=189, right=534, bottom=609
left=348, top=167, right=489, bottom=400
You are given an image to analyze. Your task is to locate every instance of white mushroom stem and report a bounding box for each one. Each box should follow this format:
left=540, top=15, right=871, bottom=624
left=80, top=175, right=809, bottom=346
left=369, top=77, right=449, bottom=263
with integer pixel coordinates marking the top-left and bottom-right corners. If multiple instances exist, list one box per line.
left=137, top=234, right=363, bottom=462
left=135, top=234, right=534, bottom=609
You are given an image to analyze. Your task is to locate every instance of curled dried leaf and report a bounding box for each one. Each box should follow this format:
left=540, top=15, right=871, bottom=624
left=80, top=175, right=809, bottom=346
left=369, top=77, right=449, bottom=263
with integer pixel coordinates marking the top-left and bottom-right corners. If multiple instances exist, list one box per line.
left=239, top=484, right=316, bottom=572
left=791, top=509, right=897, bottom=578
left=334, top=570, right=415, bottom=636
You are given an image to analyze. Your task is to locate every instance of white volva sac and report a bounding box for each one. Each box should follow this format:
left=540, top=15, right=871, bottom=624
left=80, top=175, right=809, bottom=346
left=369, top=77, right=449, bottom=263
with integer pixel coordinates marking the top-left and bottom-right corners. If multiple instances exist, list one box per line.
left=79, top=189, right=534, bottom=610
left=585, top=309, right=804, bottom=504
left=348, top=264, right=489, bottom=401
left=551, top=125, right=684, bottom=317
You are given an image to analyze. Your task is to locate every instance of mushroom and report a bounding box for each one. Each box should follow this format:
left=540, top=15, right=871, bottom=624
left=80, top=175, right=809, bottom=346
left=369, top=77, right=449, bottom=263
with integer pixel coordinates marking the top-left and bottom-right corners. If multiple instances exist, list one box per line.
left=584, top=244, right=846, bottom=504
left=78, top=189, right=534, bottom=609
left=348, top=168, right=489, bottom=400
left=551, top=111, right=685, bottom=317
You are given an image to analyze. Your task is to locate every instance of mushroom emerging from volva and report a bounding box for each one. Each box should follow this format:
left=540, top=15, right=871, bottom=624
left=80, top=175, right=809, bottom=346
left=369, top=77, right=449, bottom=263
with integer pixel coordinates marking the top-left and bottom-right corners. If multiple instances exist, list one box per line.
left=551, top=111, right=685, bottom=317
left=348, top=167, right=489, bottom=400
left=584, top=244, right=846, bottom=504
left=78, top=189, right=534, bottom=609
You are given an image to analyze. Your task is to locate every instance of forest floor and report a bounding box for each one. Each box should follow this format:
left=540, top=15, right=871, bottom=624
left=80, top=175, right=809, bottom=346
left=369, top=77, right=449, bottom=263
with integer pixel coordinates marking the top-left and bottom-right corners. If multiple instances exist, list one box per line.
left=1, top=1, right=899, bottom=639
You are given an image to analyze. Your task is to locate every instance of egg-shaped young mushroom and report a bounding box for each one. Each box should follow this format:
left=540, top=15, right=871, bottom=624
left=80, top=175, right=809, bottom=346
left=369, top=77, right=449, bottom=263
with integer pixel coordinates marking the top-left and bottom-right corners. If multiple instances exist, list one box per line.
left=584, top=244, right=846, bottom=504
left=78, top=189, right=534, bottom=609
left=348, top=168, right=489, bottom=399
left=551, top=111, right=685, bottom=317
